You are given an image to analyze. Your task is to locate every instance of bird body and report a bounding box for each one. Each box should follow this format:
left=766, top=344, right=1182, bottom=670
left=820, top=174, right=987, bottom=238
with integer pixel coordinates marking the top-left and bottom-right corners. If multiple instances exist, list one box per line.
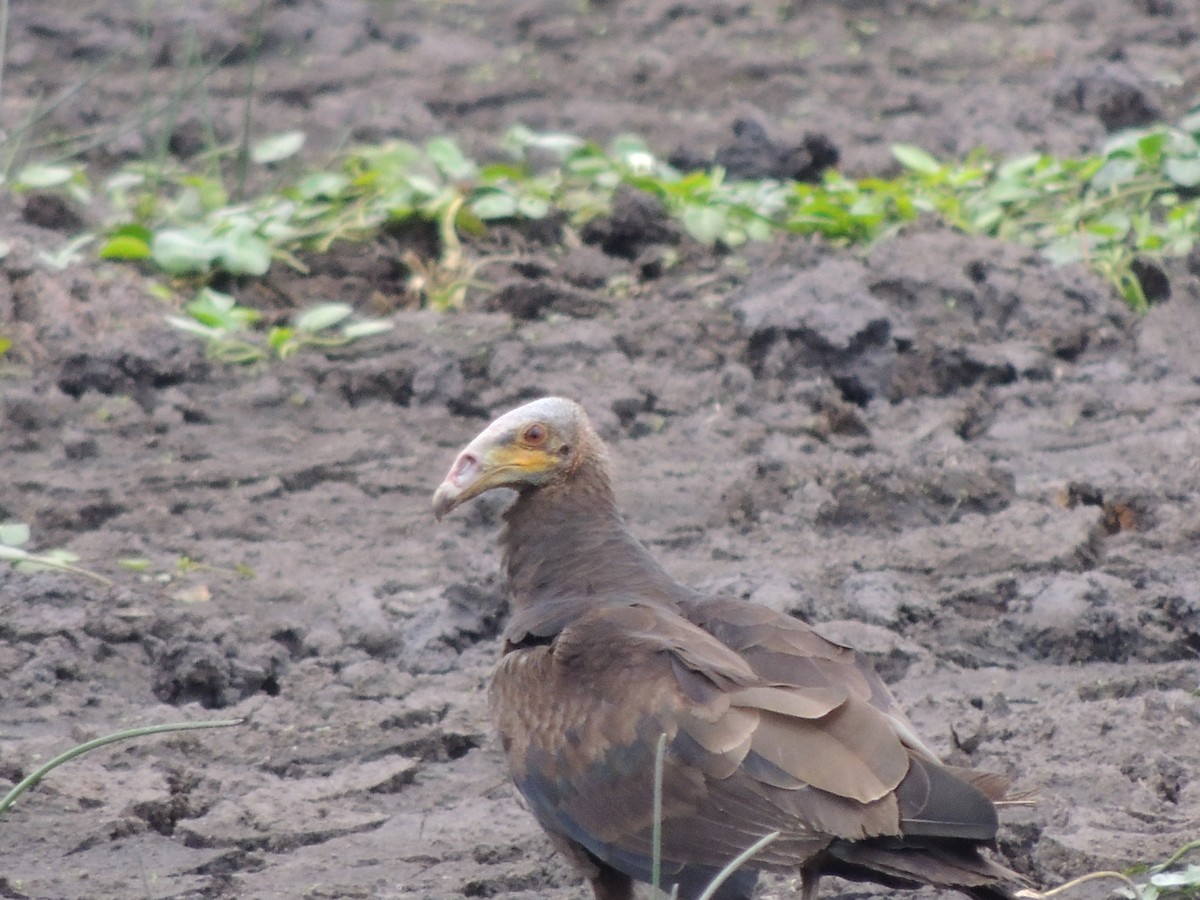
left=433, top=397, right=1022, bottom=900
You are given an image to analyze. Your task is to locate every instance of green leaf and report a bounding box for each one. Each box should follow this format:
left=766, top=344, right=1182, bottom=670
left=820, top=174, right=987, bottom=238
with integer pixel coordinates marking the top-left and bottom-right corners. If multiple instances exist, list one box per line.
left=0, top=522, right=31, bottom=547
left=1090, top=157, right=1140, bottom=191
left=985, top=179, right=1038, bottom=203
left=478, top=162, right=529, bottom=181
left=516, top=194, right=551, bottom=219
left=892, top=144, right=944, bottom=176
left=611, top=134, right=654, bottom=166
left=295, top=302, right=353, bottom=333
left=1165, top=157, right=1200, bottom=188
left=294, top=171, right=351, bottom=200
left=1179, top=106, right=1200, bottom=133
left=267, top=326, right=294, bottom=350
left=111, top=223, right=153, bottom=243
left=215, top=232, right=272, bottom=276
left=404, top=173, right=443, bottom=199
left=970, top=205, right=1004, bottom=233
left=1135, top=130, right=1168, bottom=163
left=14, top=163, right=76, bottom=189
left=179, top=175, right=230, bottom=211
left=680, top=204, right=728, bottom=244
left=184, top=288, right=261, bottom=330
left=1149, top=864, right=1200, bottom=888
left=340, top=320, right=393, bottom=340
left=996, top=153, right=1044, bottom=179
left=1042, top=234, right=1087, bottom=266
left=471, top=190, right=518, bottom=219
left=165, top=315, right=224, bottom=340
left=1086, top=212, right=1131, bottom=240
left=1103, top=129, right=1149, bottom=157
left=251, top=130, right=306, bottom=164
left=503, top=126, right=585, bottom=158
left=427, top=137, right=477, bottom=181
left=99, top=234, right=152, bottom=260
left=152, top=229, right=218, bottom=274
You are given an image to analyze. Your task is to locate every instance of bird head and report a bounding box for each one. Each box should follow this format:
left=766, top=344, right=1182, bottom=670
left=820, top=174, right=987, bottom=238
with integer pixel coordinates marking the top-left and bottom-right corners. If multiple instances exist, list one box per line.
left=432, top=397, right=587, bottom=520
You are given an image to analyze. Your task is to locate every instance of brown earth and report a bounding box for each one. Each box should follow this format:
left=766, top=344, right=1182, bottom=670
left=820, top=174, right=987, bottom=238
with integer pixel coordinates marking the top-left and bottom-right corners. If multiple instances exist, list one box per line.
left=2, top=2, right=1199, bottom=899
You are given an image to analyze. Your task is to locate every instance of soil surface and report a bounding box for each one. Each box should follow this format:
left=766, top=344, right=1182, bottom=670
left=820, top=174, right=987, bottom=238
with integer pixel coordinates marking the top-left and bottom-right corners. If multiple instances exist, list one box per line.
left=2, top=2, right=1199, bottom=899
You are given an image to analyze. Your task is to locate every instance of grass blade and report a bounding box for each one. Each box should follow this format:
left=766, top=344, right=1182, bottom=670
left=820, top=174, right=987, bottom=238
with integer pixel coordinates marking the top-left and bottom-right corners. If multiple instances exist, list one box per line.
left=695, top=830, right=781, bottom=900
left=652, top=731, right=667, bottom=897
left=0, top=719, right=242, bottom=817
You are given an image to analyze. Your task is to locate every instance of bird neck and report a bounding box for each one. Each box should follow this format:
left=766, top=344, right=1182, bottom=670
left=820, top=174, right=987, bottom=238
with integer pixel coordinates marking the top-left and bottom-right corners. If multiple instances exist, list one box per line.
left=500, top=454, right=689, bottom=615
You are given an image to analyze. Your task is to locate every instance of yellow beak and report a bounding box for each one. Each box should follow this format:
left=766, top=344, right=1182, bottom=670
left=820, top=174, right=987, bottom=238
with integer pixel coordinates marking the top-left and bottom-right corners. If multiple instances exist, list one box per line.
left=432, top=437, right=554, bottom=519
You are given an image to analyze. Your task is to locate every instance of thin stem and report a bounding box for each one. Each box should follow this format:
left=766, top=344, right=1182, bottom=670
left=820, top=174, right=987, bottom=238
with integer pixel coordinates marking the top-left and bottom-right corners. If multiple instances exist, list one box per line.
left=651, top=732, right=667, bottom=898
left=695, top=831, right=781, bottom=900
left=234, top=0, right=268, bottom=201
left=0, top=719, right=242, bottom=817
left=0, top=546, right=114, bottom=586
left=1015, top=870, right=1143, bottom=900
left=0, top=0, right=9, bottom=122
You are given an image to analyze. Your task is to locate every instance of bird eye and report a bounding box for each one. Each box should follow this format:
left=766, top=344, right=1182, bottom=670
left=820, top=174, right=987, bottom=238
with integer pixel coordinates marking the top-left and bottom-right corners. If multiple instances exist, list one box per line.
left=523, top=423, right=547, bottom=445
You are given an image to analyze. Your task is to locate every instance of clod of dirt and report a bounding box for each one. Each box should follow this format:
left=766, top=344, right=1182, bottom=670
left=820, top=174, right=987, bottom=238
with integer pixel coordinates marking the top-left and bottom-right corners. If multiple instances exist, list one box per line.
left=57, top=335, right=210, bottom=406
left=710, top=119, right=839, bottom=182
left=732, top=259, right=895, bottom=404
left=815, top=464, right=1015, bottom=531
left=719, top=457, right=798, bottom=527
left=1053, top=64, right=1162, bottom=131
left=1009, top=572, right=1192, bottom=664
left=22, top=192, right=86, bottom=231
left=1058, top=481, right=1157, bottom=535
left=405, top=579, right=508, bottom=672
left=580, top=184, right=680, bottom=259
left=320, top=357, right=417, bottom=407
left=150, top=629, right=288, bottom=709
left=1130, top=258, right=1171, bottom=304
left=486, top=279, right=613, bottom=320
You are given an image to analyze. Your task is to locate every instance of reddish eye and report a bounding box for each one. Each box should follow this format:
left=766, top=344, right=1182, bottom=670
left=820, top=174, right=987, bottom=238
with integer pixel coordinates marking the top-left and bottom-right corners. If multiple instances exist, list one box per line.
left=523, top=423, right=547, bottom=445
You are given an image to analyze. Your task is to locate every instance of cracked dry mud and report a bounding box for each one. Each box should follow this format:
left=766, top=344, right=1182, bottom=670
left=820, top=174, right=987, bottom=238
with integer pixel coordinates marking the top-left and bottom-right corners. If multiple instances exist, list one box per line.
left=2, top=2, right=1199, bottom=899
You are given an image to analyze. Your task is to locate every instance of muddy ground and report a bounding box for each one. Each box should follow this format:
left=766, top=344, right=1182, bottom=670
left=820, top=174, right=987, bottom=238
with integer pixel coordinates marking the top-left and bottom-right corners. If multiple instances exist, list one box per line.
left=2, top=1, right=1199, bottom=898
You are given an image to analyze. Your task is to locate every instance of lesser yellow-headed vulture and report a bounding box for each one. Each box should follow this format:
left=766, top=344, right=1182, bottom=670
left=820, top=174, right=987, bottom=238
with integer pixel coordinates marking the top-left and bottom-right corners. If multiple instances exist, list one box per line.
left=433, top=397, right=1022, bottom=900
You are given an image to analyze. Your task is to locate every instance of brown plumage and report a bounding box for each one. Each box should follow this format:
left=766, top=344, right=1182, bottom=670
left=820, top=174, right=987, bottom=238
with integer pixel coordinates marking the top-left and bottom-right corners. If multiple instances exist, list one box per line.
left=432, top=397, right=1024, bottom=900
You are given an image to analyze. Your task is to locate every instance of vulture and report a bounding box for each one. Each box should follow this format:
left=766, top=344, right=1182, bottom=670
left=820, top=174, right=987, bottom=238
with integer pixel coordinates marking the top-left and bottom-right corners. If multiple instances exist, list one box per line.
left=432, top=397, right=1023, bottom=900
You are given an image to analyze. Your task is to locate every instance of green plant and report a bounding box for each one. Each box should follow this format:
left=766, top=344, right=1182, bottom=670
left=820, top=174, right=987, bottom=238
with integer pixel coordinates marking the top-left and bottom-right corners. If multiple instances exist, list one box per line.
left=1014, top=840, right=1200, bottom=900
left=1127, top=840, right=1200, bottom=900
left=0, top=719, right=241, bottom=818
left=165, top=288, right=392, bottom=364
left=9, top=111, right=1200, bottom=310
left=0, top=522, right=113, bottom=586
left=119, top=555, right=255, bottom=582
left=893, top=108, right=1200, bottom=310
left=266, top=302, right=393, bottom=359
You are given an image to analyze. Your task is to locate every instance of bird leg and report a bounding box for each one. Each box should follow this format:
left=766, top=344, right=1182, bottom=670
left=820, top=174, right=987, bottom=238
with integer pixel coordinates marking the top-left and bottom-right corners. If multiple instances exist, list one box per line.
left=800, top=862, right=823, bottom=900
left=589, top=864, right=635, bottom=900
left=542, top=830, right=635, bottom=900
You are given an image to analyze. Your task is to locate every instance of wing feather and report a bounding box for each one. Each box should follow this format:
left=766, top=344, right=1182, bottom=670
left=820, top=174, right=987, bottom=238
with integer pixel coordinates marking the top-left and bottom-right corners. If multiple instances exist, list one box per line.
left=492, top=597, right=918, bottom=883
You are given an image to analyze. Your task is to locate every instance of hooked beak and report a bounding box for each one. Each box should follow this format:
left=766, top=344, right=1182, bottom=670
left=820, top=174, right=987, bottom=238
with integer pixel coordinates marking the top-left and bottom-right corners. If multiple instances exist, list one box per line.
left=432, top=435, right=555, bottom=520
left=432, top=446, right=488, bottom=519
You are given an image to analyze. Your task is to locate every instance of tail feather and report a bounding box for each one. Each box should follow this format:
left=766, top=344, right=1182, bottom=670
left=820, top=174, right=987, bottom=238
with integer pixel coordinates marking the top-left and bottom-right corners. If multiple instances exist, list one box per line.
left=823, top=838, right=1028, bottom=899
